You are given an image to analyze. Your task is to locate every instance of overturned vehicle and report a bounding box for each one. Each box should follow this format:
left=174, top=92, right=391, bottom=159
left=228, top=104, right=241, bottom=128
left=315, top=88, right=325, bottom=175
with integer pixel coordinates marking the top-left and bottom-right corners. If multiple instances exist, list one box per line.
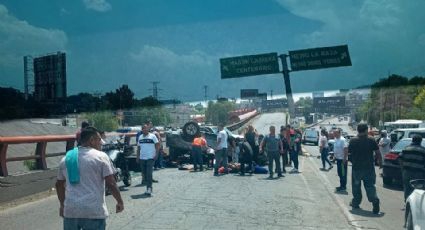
left=165, top=121, right=243, bottom=164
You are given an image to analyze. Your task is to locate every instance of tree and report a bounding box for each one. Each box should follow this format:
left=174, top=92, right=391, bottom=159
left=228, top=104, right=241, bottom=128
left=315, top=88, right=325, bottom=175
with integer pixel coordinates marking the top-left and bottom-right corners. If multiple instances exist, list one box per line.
left=205, top=101, right=235, bottom=125
left=124, top=107, right=172, bottom=126
left=83, top=111, right=120, bottom=132
left=136, top=96, right=162, bottom=107
left=104, top=85, right=135, bottom=110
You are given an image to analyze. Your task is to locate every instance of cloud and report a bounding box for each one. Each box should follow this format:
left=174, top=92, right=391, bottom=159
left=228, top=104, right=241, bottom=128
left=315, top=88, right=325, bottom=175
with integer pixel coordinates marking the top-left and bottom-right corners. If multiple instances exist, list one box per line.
left=130, top=45, right=215, bottom=69
left=83, top=0, right=112, bottom=12
left=275, top=0, right=425, bottom=82
left=0, top=4, right=67, bottom=68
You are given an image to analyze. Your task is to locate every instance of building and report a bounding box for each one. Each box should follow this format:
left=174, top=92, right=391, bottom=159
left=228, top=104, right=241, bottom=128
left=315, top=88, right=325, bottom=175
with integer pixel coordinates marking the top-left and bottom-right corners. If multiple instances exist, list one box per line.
left=32, top=52, right=67, bottom=102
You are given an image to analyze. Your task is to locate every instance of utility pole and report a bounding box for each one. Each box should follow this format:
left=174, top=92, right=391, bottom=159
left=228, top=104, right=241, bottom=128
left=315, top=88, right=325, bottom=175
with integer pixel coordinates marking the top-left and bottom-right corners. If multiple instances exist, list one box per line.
left=150, top=81, right=161, bottom=100
left=279, top=54, right=295, bottom=117
left=270, top=90, right=273, bottom=100
left=203, top=85, right=208, bottom=103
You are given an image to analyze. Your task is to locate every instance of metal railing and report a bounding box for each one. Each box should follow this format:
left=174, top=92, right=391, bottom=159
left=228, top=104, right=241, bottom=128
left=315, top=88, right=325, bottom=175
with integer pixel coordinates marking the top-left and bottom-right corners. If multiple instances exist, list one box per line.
left=0, top=133, right=137, bottom=177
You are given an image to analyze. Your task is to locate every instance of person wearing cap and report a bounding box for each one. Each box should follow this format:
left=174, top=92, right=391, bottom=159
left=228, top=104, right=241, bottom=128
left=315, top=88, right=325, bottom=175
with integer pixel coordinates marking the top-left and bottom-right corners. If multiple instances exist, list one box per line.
left=378, top=130, right=391, bottom=161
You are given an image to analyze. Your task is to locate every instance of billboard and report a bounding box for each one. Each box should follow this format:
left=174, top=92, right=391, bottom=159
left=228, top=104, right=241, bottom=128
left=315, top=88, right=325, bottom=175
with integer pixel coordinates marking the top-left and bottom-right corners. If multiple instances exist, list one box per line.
left=240, top=89, right=259, bottom=99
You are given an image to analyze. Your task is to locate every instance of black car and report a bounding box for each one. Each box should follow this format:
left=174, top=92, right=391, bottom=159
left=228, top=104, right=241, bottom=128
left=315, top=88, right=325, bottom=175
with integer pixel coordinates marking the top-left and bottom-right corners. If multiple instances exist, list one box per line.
left=382, top=138, right=425, bottom=185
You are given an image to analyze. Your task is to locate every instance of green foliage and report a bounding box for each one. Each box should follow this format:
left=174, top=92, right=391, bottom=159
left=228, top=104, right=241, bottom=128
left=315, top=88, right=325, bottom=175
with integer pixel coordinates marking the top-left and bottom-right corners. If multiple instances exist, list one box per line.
left=137, top=96, right=162, bottom=107
left=104, top=84, right=135, bottom=110
left=23, top=159, right=37, bottom=171
left=205, top=101, right=236, bottom=125
left=83, top=111, right=120, bottom=131
left=124, top=107, right=172, bottom=126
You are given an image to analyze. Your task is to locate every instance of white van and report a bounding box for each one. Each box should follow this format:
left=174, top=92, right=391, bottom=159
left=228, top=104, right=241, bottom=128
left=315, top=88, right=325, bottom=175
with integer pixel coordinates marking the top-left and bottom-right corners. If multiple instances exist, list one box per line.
left=390, top=128, right=425, bottom=143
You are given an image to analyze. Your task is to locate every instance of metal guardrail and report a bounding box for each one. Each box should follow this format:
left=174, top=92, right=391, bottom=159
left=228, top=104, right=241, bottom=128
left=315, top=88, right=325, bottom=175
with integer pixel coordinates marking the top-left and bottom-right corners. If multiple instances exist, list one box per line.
left=0, top=133, right=137, bottom=177
left=226, top=111, right=260, bottom=131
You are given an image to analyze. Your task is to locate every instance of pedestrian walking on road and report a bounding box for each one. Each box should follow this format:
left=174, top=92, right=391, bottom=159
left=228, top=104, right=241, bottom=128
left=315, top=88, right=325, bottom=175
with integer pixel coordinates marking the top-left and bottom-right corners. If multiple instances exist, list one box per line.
left=399, top=134, right=425, bottom=201
left=56, top=127, right=124, bottom=230
left=288, top=128, right=300, bottom=173
left=214, top=124, right=228, bottom=176
left=333, top=129, right=348, bottom=192
left=136, top=124, right=160, bottom=196
left=260, top=126, right=284, bottom=179
left=348, top=123, right=382, bottom=214
left=192, top=133, right=207, bottom=171
left=319, top=129, right=333, bottom=170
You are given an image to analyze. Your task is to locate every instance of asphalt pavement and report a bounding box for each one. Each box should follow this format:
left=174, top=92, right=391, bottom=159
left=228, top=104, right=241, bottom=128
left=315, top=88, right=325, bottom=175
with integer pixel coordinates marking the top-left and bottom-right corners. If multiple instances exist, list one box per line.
left=0, top=113, right=407, bottom=230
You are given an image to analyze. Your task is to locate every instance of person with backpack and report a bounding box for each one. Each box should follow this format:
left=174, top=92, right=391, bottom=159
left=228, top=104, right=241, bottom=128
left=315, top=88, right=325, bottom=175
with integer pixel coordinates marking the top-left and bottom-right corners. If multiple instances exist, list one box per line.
left=260, top=126, right=284, bottom=179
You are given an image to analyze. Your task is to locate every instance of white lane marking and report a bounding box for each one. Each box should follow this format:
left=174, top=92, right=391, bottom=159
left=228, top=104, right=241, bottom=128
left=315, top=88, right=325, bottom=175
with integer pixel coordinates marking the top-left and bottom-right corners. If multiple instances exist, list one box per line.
left=306, top=155, right=365, bottom=230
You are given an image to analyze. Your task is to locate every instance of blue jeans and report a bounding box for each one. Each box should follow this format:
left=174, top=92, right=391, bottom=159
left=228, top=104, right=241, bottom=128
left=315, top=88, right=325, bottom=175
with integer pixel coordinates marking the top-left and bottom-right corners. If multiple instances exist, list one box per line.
left=191, top=146, right=204, bottom=171
left=336, top=159, right=347, bottom=189
left=290, top=148, right=299, bottom=169
left=321, top=148, right=332, bottom=168
left=214, top=148, right=228, bottom=174
left=64, top=218, right=106, bottom=230
left=140, top=159, right=154, bottom=189
left=351, top=168, right=379, bottom=205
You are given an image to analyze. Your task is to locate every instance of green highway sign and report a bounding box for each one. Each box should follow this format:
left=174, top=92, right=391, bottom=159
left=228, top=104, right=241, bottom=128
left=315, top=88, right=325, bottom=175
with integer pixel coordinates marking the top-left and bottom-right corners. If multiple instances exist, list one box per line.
left=220, top=53, right=280, bottom=79
left=289, top=45, right=352, bottom=71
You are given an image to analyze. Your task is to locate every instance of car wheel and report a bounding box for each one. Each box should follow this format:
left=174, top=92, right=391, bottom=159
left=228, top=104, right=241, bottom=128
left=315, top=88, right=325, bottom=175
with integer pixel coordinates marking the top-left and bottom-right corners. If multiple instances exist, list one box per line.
left=406, top=209, right=413, bottom=230
left=383, top=176, right=393, bottom=186
left=182, top=121, right=200, bottom=141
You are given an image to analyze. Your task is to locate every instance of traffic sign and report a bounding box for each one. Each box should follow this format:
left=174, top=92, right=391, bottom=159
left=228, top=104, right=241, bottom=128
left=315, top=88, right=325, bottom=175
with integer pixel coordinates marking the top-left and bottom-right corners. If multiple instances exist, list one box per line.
left=289, top=45, right=351, bottom=71
left=261, top=99, right=288, bottom=109
left=220, top=53, right=280, bottom=79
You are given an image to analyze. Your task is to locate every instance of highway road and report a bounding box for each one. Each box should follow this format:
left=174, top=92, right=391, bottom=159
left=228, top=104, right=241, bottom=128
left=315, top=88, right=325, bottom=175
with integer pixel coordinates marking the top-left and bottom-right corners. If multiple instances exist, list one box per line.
left=0, top=113, right=406, bottom=229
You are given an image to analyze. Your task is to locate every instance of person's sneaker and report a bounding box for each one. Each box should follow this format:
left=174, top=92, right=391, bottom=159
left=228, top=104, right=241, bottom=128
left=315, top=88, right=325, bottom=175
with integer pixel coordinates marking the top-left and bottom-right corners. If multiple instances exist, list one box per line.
left=213, top=173, right=219, bottom=176
left=268, top=175, right=273, bottom=179
left=152, top=179, right=159, bottom=183
left=145, top=188, right=152, bottom=196
left=328, top=165, right=334, bottom=170
left=372, top=200, right=380, bottom=214
left=290, top=168, right=298, bottom=173
left=278, top=174, right=284, bottom=178
left=349, top=201, right=360, bottom=209
left=336, top=187, right=346, bottom=192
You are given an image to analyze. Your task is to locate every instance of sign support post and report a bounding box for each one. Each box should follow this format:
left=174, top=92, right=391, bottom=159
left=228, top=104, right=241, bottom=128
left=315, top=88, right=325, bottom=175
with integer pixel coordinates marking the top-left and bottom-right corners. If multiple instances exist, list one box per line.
left=279, top=54, right=295, bottom=117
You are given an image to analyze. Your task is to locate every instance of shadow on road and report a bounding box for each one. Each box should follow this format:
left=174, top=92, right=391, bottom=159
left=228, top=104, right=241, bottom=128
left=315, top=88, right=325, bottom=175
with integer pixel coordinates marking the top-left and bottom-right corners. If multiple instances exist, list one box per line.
left=131, top=194, right=151, bottom=199
left=349, top=209, right=385, bottom=218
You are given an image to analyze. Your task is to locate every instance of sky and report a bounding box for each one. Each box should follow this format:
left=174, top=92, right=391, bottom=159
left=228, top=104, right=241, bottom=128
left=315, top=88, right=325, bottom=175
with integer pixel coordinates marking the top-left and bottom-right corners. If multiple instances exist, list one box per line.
left=0, top=0, right=424, bottom=102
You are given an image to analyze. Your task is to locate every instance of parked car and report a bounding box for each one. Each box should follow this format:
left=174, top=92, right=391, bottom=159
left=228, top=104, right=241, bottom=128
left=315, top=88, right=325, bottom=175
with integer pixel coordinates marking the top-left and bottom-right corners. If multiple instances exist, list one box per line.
left=390, top=128, right=425, bottom=147
left=302, top=129, right=319, bottom=145
left=382, top=138, right=425, bottom=185
left=405, top=179, right=425, bottom=230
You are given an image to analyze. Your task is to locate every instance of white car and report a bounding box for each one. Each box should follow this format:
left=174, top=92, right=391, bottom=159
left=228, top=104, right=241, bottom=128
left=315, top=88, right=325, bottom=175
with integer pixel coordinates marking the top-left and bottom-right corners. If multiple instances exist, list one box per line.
left=405, top=179, right=425, bottom=230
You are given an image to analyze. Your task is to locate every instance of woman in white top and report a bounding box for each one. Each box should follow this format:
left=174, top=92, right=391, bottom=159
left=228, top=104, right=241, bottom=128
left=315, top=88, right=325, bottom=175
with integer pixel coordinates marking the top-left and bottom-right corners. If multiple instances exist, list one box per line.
left=319, top=129, right=333, bottom=170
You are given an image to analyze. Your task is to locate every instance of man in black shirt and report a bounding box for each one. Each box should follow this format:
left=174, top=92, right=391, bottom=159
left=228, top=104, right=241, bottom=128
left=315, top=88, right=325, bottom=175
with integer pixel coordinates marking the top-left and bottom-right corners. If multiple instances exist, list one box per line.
left=399, top=135, right=425, bottom=200
left=238, top=138, right=254, bottom=176
left=348, top=123, right=382, bottom=214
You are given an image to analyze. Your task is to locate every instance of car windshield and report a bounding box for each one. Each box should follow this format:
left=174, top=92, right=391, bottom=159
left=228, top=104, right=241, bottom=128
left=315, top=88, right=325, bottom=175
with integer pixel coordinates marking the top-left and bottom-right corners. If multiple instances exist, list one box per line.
left=1, top=1, right=425, bottom=229
left=305, top=130, right=317, bottom=137
left=393, top=139, right=425, bottom=152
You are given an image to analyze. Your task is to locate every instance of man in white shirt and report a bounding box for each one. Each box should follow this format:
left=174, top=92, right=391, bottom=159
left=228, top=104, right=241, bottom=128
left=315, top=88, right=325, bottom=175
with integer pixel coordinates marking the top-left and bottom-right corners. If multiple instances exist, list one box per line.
left=136, top=124, right=160, bottom=196
left=56, top=127, right=124, bottom=230
left=214, top=124, right=228, bottom=176
left=378, top=130, right=391, bottom=160
left=333, top=129, right=349, bottom=192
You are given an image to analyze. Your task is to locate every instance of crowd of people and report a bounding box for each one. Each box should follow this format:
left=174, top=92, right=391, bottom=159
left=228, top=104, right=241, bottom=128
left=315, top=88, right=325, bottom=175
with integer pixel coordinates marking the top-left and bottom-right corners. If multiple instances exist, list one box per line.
left=54, top=120, right=425, bottom=229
